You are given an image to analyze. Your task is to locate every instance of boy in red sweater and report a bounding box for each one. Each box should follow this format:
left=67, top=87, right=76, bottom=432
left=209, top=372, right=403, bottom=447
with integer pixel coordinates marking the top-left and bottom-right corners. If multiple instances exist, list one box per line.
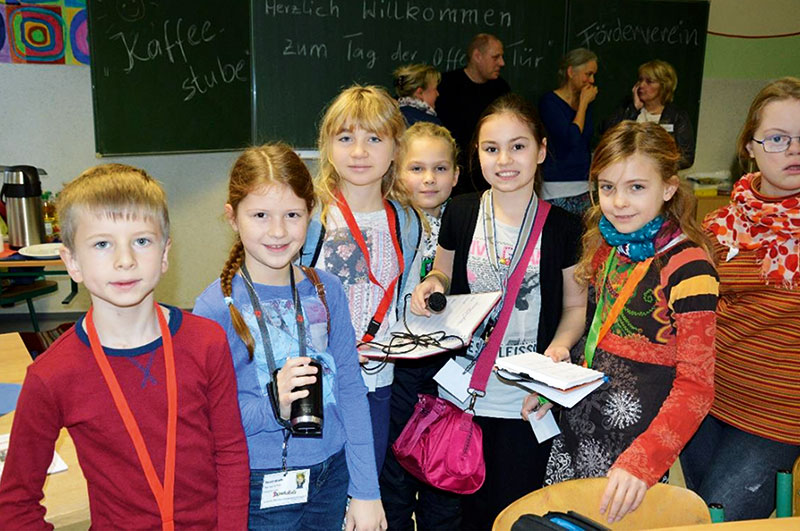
left=0, top=164, right=249, bottom=530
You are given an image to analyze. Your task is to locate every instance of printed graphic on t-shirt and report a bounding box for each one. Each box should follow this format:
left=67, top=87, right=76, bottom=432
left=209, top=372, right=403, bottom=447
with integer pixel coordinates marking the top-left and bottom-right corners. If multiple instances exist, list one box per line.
left=466, top=218, right=542, bottom=358
left=320, top=210, right=400, bottom=339
left=241, top=294, right=337, bottom=408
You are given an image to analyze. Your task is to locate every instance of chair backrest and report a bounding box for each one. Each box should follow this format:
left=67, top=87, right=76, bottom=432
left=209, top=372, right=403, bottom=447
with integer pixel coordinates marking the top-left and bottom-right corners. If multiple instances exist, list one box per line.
left=493, top=478, right=711, bottom=530
left=793, top=454, right=800, bottom=516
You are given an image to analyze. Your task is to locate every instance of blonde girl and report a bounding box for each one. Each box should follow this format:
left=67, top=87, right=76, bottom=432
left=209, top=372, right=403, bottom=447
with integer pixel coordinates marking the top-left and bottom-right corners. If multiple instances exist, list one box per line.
left=411, top=93, right=587, bottom=530
left=681, top=77, right=800, bottom=521
left=528, top=121, right=718, bottom=524
left=381, top=121, right=461, bottom=529
left=299, top=85, right=421, bottom=478
left=194, top=144, right=386, bottom=530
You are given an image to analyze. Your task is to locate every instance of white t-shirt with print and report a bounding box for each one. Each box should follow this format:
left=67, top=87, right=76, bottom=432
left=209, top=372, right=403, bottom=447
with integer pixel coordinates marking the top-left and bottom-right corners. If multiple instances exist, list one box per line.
left=439, top=211, right=543, bottom=418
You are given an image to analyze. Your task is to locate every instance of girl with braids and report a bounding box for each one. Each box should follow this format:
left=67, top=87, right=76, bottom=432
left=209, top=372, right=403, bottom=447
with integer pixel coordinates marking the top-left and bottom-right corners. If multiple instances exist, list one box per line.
left=524, top=121, right=718, bottom=524
left=194, top=143, right=387, bottom=531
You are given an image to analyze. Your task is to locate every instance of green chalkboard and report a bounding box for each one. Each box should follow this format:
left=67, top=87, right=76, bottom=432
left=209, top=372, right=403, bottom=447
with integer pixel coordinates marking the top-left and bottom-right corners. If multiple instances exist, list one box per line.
left=88, top=0, right=251, bottom=155
left=251, top=0, right=567, bottom=149
left=567, top=0, right=709, bottom=148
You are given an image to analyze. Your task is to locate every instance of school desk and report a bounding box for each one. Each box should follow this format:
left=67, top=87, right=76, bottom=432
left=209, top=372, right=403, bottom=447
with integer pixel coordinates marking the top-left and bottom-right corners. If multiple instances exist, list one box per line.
left=656, top=516, right=800, bottom=529
left=0, top=332, right=90, bottom=529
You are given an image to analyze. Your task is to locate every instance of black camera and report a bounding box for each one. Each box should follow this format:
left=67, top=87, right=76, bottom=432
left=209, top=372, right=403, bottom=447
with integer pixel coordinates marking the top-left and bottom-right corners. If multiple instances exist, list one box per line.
left=289, top=360, right=323, bottom=437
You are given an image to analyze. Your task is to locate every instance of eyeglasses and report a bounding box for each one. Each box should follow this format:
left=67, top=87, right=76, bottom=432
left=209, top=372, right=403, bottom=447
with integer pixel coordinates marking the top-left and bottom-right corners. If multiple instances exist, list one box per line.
left=752, top=134, right=800, bottom=153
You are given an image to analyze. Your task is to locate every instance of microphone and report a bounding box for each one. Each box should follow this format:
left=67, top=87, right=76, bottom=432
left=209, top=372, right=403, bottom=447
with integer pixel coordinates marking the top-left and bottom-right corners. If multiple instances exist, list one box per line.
left=427, top=292, right=447, bottom=313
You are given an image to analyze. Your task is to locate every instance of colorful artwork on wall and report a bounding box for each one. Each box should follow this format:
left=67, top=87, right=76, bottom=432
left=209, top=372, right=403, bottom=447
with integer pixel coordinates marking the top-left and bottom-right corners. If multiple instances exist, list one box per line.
left=0, top=0, right=88, bottom=65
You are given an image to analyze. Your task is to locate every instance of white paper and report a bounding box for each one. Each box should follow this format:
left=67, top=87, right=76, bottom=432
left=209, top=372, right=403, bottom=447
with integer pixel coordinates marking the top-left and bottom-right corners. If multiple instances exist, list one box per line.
left=260, top=469, right=310, bottom=509
left=361, top=292, right=502, bottom=360
left=498, top=370, right=606, bottom=408
left=528, top=409, right=561, bottom=443
left=434, top=359, right=472, bottom=403
left=495, top=353, right=604, bottom=390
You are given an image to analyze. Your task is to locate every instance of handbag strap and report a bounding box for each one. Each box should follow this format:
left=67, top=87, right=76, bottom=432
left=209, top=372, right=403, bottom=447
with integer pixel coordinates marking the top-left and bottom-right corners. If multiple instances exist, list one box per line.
left=469, top=200, right=551, bottom=395
left=404, top=396, right=448, bottom=448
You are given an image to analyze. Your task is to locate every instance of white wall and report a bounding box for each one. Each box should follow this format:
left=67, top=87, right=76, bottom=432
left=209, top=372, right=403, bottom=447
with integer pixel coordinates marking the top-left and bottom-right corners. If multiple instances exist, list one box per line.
left=1, top=64, right=238, bottom=315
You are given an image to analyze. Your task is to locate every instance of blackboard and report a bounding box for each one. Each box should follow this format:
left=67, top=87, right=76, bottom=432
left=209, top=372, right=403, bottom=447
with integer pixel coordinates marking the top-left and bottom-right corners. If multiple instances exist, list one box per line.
left=88, top=0, right=251, bottom=155
left=567, top=0, right=709, bottom=147
left=251, top=0, right=567, bottom=148
left=86, top=0, right=709, bottom=156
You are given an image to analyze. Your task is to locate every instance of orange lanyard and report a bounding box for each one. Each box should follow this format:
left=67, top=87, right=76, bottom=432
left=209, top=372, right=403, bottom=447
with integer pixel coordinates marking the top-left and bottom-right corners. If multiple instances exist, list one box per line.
left=86, top=303, right=177, bottom=531
left=335, top=190, right=404, bottom=342
left=584, top=251, right=653, bottom=368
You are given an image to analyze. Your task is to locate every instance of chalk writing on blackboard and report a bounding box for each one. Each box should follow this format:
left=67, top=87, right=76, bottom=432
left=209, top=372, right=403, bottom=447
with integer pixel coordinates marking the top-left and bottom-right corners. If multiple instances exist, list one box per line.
left=576, top=19, right=701, bottom=48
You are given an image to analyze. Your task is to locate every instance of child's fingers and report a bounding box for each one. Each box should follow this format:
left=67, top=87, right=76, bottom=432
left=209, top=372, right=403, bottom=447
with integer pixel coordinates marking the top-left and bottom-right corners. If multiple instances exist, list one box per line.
left=534, top=401, right=553, bottom=420
left=599, top=475, right=618, bottom=515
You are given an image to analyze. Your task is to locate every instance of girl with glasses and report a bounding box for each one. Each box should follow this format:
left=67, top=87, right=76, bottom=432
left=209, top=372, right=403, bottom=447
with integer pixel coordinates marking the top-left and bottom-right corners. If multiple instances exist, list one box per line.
left=680, top=77, right=800, bottom=521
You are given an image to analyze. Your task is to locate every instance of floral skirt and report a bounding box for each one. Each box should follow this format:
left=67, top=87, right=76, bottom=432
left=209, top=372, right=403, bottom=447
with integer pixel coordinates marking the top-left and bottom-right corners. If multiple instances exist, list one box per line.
left=545, top=342, right=674, bottom=485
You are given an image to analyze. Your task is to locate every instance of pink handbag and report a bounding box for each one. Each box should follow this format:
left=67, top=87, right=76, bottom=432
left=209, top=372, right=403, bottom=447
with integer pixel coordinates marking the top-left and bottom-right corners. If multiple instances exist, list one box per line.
left=392, top=393, right=484, bottom=494
left=392, top=200, right=551, bottom=495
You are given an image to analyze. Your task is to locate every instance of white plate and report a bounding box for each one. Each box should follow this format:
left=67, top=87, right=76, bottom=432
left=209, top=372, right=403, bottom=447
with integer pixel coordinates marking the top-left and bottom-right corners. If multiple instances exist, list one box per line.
left=17, top=243, right=63, bottom=259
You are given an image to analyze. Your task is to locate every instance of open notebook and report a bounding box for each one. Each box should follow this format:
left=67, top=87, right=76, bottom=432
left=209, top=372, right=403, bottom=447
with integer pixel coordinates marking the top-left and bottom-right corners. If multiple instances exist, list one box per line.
left=495, top=353, right=606, bottom=408
left=361, top=291, right=502, bottom=360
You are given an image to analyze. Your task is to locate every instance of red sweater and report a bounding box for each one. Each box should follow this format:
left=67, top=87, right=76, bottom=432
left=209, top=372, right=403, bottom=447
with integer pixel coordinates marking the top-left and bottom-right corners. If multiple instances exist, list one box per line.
left=0, top=307, right=249, bottom=530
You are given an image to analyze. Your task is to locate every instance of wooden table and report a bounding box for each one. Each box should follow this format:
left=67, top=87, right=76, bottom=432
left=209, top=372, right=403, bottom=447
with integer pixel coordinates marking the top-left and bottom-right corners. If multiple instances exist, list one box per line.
left=656, top=516, right=800, bottom=529
left=0, top=332, right=90, bottom=529
left=0, top=256, right=78, bottom=305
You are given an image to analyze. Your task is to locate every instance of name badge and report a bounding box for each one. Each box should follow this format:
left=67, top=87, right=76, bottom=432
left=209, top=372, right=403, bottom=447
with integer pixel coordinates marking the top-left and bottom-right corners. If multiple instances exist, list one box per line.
left=260, top=469, right=310, bottom=509
left=661, top=123, right=675, bottom=132
left=434, top=359, right=472, bottom=403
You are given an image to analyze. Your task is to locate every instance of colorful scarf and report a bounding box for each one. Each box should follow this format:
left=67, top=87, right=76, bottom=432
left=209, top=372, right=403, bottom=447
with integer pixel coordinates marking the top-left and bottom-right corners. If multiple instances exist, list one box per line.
left=599, top=215, right=665, bottom=262
left=705, top=172, right=800, bottom=287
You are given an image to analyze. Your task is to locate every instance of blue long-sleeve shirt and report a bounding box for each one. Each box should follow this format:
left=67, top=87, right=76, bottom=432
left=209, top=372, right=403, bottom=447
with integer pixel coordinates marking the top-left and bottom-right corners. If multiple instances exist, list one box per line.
left=194, top=269, right=379, bottom=500
left=539, top=91, right=594, bottom=183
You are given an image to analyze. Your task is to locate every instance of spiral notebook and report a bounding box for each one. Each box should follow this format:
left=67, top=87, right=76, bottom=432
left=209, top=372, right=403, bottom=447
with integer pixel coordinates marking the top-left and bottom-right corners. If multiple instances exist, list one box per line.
left=360, top=291, right=502, bottom=360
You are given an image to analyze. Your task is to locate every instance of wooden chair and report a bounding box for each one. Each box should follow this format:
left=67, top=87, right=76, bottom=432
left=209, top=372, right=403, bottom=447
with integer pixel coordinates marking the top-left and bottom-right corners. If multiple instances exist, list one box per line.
left=493, top=478, right=711, bottom=530
left=793, top=454, right=800, bottom=516
left=0, top=279, right=58, bottom=332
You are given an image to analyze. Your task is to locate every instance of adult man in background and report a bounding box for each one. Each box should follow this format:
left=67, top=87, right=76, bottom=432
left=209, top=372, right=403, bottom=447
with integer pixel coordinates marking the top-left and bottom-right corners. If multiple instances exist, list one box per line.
left=436, top=33, right=511, bottom=195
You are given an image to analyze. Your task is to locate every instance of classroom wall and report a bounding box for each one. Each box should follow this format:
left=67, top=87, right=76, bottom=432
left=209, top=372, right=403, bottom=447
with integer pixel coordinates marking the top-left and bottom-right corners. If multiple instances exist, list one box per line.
left=1, top=0, right=798, bottom=316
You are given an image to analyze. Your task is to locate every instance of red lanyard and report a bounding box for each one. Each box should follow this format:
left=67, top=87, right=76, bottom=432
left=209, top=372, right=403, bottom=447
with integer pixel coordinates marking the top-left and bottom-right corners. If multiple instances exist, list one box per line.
left=335, top=190, right=404, bottom=342
left=86, top=303, right=177, bottom=531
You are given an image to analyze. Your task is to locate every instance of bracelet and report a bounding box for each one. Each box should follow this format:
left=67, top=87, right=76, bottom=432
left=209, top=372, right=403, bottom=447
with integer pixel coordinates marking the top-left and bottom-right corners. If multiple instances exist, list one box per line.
left=424, top=269, right=451, bottom=294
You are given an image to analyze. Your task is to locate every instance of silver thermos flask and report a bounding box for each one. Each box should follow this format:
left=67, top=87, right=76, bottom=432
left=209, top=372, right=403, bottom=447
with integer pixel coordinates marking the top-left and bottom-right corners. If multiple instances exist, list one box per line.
left=1, top=165, right=47, bottom=249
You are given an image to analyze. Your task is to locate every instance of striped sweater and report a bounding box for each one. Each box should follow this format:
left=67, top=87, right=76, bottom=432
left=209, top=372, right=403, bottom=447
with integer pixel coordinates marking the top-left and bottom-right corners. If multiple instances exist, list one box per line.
left=704, top=231, right=800, bottom=444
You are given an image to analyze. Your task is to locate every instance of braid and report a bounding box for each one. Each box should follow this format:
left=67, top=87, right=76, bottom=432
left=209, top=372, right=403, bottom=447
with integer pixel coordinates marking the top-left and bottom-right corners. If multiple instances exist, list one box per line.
left=220, top=240, right=256, bottom=360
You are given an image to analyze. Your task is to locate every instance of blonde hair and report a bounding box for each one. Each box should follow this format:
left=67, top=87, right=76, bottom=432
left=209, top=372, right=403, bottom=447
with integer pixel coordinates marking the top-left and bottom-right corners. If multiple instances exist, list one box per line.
left=393, top=64, right=441, bottom=98
left=576, top=121, right=712, bottom=284
left=56, top=163, right=169, bottom=251
left=221, top=143, right=315, bottom=359
left=737, top=77, right=800, bottom=171
left=396, top=121, right=459, bottom=170
left=316, top=84, right=412, bottom=226
left=397, top=122, right=459, bottom=234
left=638, top=60, right=678, bottom=104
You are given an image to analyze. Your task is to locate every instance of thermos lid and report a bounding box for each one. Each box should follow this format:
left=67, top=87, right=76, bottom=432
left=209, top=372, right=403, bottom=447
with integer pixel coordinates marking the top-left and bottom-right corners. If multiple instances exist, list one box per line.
left=1, top=165, right=43, bottom=199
